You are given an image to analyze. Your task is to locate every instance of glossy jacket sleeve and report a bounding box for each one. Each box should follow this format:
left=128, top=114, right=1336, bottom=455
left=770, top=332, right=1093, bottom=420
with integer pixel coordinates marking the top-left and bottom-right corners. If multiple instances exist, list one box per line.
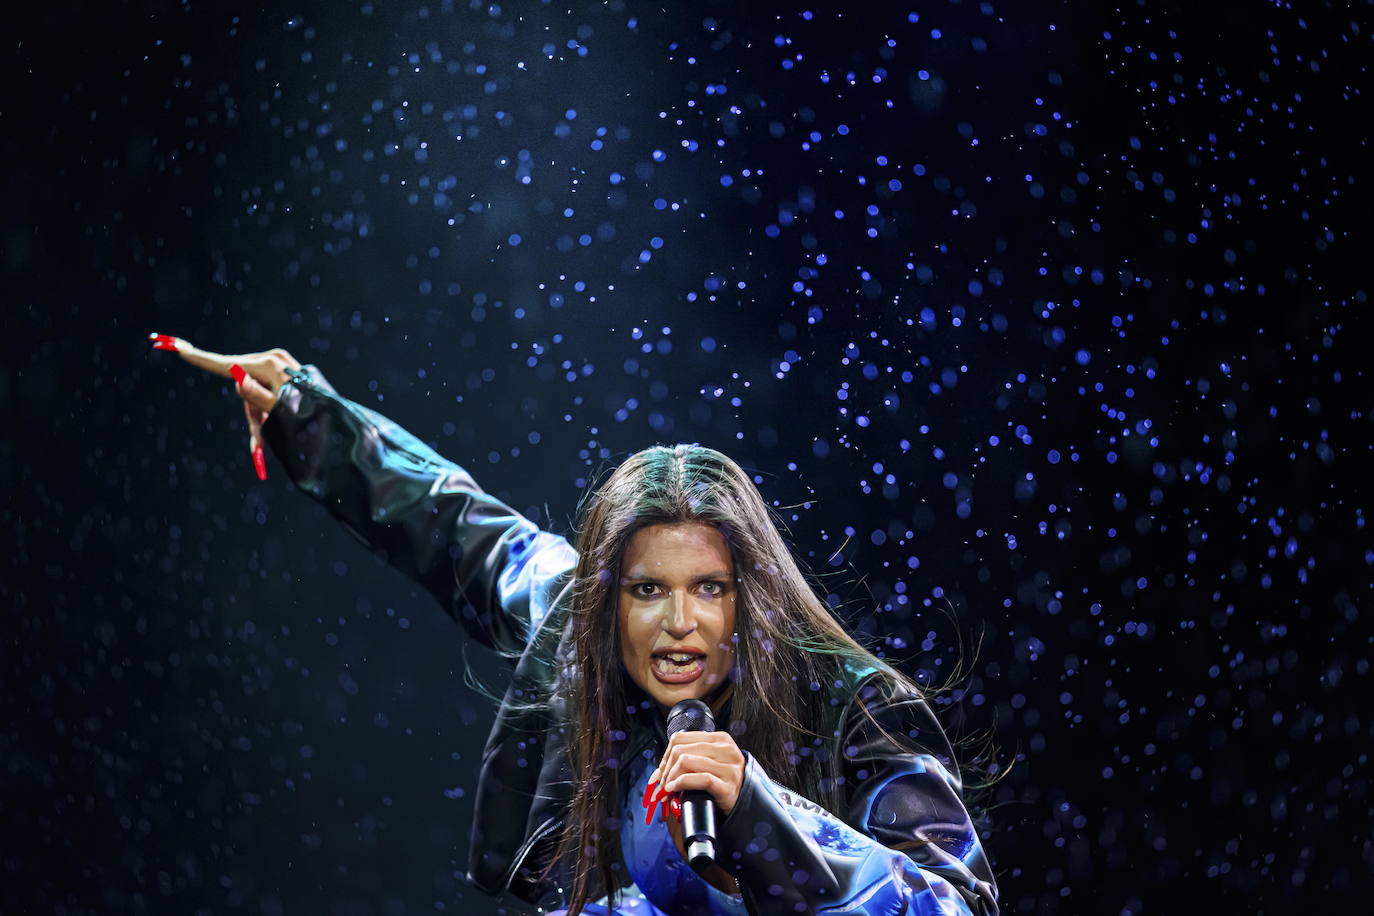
left=259, top=364, right=578, bottom=658
left=716, top=683, right=999, bottom=915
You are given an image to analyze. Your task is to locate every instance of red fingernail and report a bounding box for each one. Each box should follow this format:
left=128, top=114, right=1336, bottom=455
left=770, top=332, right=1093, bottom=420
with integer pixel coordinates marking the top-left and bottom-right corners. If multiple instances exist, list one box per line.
left=670, top=796, right=682, bottom=820
left=230, top=364, right=246, bottom=385
left=149, top=333, right=178, bottom=352
left=643, top=780, right=657, bottom=809
left=645, top=797, right=658, bottom=826
left=253, top=446, right=266, bottom=481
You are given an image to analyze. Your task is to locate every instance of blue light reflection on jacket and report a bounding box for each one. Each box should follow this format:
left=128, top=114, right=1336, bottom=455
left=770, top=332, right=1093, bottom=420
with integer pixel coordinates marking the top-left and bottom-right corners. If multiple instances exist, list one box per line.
left=563, top=751, right=986, bottom=916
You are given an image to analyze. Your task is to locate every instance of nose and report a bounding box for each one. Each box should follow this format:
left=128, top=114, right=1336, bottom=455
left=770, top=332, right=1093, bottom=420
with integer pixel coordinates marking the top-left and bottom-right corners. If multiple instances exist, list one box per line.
left=663, top=589, right=697, bottom=638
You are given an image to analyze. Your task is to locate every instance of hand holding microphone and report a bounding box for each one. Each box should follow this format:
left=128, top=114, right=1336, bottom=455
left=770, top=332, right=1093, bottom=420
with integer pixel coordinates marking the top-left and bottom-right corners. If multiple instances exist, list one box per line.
left=646, top=699, right=747, bottom=873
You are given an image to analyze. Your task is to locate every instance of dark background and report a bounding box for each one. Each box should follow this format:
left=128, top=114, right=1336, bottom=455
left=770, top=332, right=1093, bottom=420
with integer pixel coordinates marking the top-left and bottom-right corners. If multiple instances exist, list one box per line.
left=3, top=0, right=1370, bottom=913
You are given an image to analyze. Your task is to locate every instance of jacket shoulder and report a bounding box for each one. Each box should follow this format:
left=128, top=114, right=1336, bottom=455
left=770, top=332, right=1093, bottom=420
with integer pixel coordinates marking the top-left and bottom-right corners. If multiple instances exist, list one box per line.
left=837, top=665, right=957, bottom=770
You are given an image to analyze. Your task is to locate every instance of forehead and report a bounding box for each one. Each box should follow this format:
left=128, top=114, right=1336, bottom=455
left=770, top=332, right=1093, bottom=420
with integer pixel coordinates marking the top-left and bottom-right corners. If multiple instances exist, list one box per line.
left=622, top=522, right=732, bottom=575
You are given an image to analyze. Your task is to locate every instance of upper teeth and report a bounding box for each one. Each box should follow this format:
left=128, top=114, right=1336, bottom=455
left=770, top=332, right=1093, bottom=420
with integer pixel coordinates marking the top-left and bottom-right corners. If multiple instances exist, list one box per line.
left=661, top=653, right=697, bottom=663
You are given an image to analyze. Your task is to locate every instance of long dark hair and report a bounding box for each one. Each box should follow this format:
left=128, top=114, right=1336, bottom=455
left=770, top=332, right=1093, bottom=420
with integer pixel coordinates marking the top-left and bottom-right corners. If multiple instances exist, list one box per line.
left=526, top=444, right=994, bottom=914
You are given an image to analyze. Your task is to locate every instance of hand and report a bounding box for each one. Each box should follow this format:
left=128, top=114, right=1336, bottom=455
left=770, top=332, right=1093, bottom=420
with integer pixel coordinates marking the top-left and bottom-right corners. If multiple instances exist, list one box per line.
left=646, top=731, right=747, bottom=821
left=147, top=332, right=302, bottom=480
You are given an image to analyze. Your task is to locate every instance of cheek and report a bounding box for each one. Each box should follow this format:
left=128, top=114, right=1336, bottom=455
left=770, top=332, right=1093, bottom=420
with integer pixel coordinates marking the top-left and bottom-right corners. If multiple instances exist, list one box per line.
left=714, top=597, right=738, bottom=647
left=618, top=604, right=647, bottom=662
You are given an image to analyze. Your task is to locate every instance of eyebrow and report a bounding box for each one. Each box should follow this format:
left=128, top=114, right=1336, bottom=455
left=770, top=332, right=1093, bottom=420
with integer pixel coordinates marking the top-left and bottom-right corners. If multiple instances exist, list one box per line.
left=621, top=570, right=732, bottom=583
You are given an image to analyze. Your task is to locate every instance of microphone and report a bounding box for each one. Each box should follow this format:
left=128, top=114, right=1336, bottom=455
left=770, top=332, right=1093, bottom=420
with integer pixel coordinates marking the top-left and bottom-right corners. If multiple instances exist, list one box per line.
left=666, top=699, right=718, bottom=873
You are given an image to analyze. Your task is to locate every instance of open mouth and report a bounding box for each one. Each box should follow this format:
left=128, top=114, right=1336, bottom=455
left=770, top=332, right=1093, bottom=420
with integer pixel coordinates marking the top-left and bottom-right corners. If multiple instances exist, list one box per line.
left=650, top=650, right=706, bottom=684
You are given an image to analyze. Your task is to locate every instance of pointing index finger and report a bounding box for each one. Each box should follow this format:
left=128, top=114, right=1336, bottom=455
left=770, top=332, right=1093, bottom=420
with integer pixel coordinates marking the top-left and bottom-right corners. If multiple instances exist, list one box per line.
left=178, top=342, right=242, bottom=380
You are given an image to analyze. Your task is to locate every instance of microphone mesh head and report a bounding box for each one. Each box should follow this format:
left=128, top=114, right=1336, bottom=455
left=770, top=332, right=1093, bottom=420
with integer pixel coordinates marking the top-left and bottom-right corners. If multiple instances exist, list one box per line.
left=666, top=699, right=715, bottom=736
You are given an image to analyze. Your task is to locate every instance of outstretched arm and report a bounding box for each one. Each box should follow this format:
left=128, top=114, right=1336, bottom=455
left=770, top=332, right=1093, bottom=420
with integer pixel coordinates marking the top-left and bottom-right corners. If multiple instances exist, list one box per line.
left=259, top=363, right=578, bottom=659
left=149, top=332, right=577, bottom=661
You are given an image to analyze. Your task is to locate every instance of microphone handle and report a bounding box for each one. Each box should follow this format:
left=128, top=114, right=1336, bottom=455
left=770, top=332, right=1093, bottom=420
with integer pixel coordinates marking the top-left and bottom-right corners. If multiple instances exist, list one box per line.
left=681, top=788, right=717, bottom=872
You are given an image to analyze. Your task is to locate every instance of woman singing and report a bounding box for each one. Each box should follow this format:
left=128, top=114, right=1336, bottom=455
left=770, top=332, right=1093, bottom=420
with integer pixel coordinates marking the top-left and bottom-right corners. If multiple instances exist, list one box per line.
left=150, top=334, right=1001, bottom=916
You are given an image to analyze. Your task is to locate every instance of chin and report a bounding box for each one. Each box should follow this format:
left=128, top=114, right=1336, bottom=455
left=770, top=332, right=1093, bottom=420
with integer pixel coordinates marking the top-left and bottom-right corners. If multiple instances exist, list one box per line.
left=644, top=678, right=708, bottom=704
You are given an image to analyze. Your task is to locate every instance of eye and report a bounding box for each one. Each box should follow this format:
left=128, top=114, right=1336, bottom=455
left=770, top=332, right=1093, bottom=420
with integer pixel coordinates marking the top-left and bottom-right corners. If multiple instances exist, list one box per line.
left=630, top=582, right=661, bottom=599
left=700, top=581, right=724, bottom=597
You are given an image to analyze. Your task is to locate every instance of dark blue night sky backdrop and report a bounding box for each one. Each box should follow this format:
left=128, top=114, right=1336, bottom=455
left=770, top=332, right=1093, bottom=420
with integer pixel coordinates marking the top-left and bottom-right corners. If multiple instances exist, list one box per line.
left=3, top=1, right=1370, bottom=914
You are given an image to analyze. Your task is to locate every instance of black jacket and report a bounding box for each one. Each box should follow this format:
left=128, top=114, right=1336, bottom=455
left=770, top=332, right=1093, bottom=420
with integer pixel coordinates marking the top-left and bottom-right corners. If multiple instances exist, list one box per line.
left=262, top=365, right=1000, bottom=916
